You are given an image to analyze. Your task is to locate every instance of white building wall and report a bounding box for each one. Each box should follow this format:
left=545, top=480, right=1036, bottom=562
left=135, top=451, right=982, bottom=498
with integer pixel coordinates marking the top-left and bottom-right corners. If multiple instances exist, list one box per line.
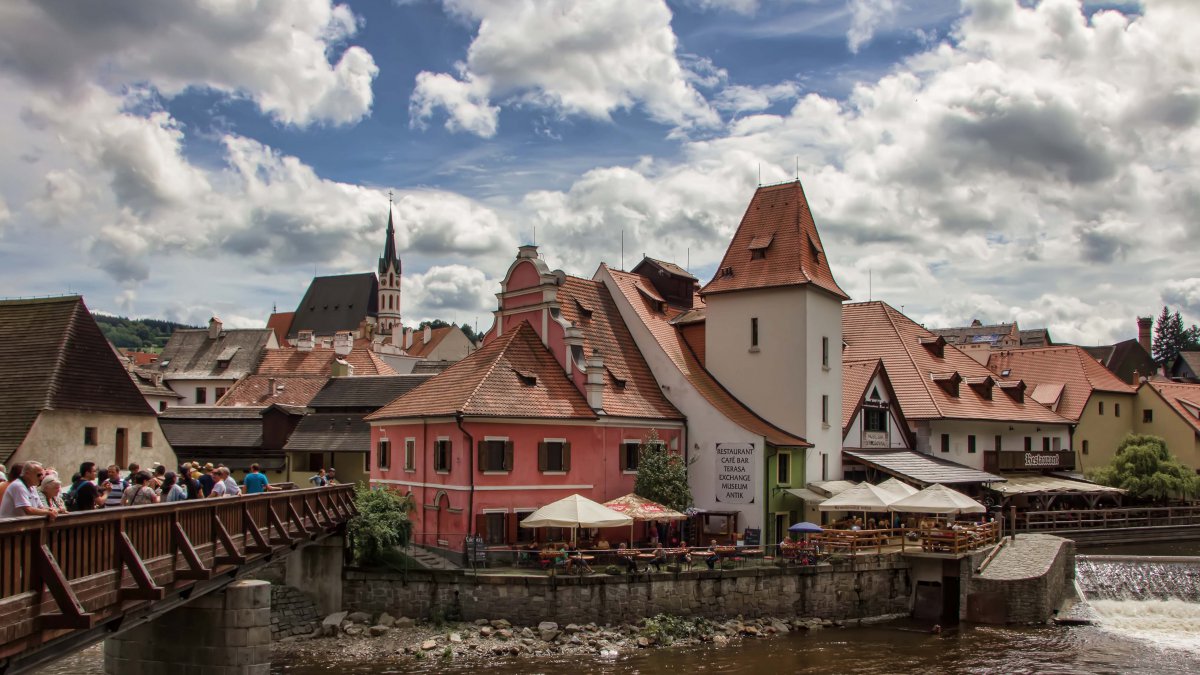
left=844, top=373, right=909, bottom=449
left=915, top=419, right=1072, bottom=471
left=14, top=410, right=175, bottom=472
left=804, top=291, right=844, bottom=483
left=599, top=270, right=767, bottom=533
left=165, top=378, right=239, bottom=405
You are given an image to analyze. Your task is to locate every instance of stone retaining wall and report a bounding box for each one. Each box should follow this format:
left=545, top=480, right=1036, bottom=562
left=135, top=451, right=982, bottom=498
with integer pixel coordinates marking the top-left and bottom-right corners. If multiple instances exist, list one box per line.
left=343, top=557, right=912, bottom=626
left=270, top=585, right=321, bottom=639
left=967, top=534, right=1075, bottom=624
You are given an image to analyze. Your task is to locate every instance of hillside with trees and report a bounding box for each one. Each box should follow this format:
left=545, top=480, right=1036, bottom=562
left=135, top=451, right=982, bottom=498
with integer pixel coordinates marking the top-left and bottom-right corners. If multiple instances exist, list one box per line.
left=93, top=314, right=197, bottom=350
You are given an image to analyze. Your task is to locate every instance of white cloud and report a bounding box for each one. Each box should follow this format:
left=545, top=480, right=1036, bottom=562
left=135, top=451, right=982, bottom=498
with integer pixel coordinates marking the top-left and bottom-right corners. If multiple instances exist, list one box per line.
left=1162, top=279, right=1200, bottom=322
left=714, top=83, right=802, bottom=114
left=847, top=0, right=900, bottom=53
left=403, top=264, right=498, bottom=324
left=0, top=0, right=378, bottom=127
left=513, top=0, right=1200, bottom=344
left=410, top=0, right=720, bottom=136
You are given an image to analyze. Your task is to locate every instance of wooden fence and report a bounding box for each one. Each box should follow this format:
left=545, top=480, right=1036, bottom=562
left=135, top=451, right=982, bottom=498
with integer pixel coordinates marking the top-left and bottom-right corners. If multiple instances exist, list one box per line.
left=0, top=485, right=356, bottom=665
left=1020, top=505, right=1200, bottom=531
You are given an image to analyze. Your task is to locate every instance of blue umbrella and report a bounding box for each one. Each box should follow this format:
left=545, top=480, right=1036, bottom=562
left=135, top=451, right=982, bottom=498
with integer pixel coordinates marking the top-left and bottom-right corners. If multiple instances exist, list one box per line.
left=788, top=521, right=824, bottom=533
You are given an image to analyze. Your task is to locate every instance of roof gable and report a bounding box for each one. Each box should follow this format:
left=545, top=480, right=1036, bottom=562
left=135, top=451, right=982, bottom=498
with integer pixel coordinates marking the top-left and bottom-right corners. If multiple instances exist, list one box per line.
left=842, top=301, right=1071, bottom=425
left=986, top=345, right=1136, bottom=421
left=700, top=181, right=848, bottom=299
left=0, top=296, right=155, bottom=463
left=367, top=321, right=597, bottom=421
left=1145, top=380, right=1200, bottom=436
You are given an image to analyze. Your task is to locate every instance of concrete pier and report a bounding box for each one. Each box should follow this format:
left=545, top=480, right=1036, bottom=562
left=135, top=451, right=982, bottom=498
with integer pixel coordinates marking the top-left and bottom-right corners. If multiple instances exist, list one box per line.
left=103, top=579, right=272, bottom=675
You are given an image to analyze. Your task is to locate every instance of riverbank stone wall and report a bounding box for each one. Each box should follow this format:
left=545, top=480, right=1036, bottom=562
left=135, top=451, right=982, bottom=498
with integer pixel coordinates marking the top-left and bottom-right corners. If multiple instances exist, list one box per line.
left=967, top=534, right=1075, bottom=624
left=343, top=557, right=912, bottom=625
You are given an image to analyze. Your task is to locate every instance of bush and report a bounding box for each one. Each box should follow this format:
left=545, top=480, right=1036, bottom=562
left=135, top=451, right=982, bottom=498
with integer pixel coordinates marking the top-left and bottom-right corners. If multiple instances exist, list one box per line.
left=641, top=614, right=713, bottom=645
left=1089, top=434, right=1200, bottom=502
left=346, top=484, right=414, bottom=565
left=605, top=564, right=623, bottom=575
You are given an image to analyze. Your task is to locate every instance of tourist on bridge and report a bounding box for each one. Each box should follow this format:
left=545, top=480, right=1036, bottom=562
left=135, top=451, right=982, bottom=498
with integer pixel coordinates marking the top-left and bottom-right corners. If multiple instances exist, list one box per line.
left=242, top=464, right=279, bottom=494
left=122, top=471, right=159, bottom=506
left=104, top=464, right=127, bottom=508
left=308, top=469, right=327, bottom=487
left=161, top=472, right=188, bottom=502
left=208, top=467, right=239, bottom=498
left=178, top=464, right=201, bottom=500
left=68, top=462, right=107, bottom=512
left=0, top=464, right=6, bottom=482
left=37, top=476, right=69, bottom=515
left=0, top=462, right=59, bottom=520
left=0, top=463, right=19, bottom=503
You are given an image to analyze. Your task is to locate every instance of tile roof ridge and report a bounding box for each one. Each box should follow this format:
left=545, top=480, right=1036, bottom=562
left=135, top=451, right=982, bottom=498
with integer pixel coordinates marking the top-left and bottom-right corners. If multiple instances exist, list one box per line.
left=882, top=302, right=946, bottom=418
left=678, top=325, right=809, bottom=446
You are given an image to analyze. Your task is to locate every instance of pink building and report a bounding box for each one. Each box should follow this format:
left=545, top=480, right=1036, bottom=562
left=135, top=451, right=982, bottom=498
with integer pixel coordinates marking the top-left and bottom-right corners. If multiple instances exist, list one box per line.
left=367, top=246, right=683, bottom=551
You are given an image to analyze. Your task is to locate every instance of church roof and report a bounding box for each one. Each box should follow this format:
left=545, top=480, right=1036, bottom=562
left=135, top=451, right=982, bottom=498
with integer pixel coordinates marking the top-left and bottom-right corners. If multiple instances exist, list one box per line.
left=288, top=273, right=379, bottom=338
left=379, top=209, right=401, bottom=275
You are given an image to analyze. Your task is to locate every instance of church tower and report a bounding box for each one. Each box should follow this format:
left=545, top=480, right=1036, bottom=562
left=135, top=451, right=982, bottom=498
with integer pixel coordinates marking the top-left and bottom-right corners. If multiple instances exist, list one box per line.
left=377, top=203, right=402, bottom=334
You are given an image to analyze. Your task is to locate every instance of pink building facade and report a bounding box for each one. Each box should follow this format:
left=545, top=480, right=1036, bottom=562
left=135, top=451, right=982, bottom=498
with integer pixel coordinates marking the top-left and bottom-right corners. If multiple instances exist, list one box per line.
left=368, top=246, right=684, bottom=551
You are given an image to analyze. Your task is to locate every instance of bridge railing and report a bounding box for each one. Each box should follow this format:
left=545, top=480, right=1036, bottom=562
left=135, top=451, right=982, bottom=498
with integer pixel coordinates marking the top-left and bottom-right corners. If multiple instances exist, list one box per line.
left=0, top=485, right=356, bottom=663
left=1020, top=505, right=1200, bottom=531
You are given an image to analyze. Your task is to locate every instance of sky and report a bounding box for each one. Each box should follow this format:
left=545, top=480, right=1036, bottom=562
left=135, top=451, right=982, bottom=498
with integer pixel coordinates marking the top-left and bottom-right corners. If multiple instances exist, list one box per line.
left=1, top=0, right=1197, bottom=345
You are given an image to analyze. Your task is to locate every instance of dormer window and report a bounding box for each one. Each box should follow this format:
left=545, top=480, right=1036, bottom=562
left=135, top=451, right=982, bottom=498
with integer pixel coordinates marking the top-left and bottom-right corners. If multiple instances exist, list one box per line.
left=931, top=371, right=961, bottom=397
left=919, top=335, right=946, bottom=358
left=748, top=234, right=773, bottom=260
left=574, top=299, right=593, bottom=319
left=513, top=369, right=537, bottom=386
left=607, top=366, right=628, bottom=389
left=965, top=376, right=994, bottom=400
left=997, top=380, right=1026, bottom=402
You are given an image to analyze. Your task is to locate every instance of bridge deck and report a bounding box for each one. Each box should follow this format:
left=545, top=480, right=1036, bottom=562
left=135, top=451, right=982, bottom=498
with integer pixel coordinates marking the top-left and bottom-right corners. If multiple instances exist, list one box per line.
left=0, top=484, right=356, bottom=674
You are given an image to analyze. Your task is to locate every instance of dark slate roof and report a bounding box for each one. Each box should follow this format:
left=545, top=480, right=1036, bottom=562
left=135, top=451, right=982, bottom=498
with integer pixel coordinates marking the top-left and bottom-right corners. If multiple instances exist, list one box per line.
left=284, top=413, right=369, bottom=453
left=288, top=273, right=379, bottom=338
left=130, top=369, right=183, bottom=398
left=1082, top=338, right=1156, bottom=384
left=843, top=449, right=1005, bottom=487
left=412, top=360, right=454, bottom=374
left=157, top=328, right=273, bottom=379
left=1018, top=328, right=1053, bottom=348
left=0, top=296, right=155, bottom=464
left=379, top=210, right=401, bottom=275
left=158, top=406, right=263, bottom=448
left=307, top=375, right=433, bottom=409
left=1172, top=351, right=1200, bottom=381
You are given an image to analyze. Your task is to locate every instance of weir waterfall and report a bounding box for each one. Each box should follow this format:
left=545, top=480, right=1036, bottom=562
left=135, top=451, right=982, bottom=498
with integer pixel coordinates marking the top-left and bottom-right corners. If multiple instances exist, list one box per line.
left=1074, top=555, right=1200, bottom=652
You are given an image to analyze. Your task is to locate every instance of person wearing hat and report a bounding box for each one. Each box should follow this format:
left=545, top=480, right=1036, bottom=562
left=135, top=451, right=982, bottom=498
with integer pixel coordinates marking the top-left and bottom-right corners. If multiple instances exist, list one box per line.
left=197, top=463, right=216, bottom=497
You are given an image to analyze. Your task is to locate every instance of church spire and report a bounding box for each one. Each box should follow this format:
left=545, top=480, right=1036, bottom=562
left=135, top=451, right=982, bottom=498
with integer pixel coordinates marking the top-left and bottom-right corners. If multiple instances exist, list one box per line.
left=379, top=194, right=401, bottom=275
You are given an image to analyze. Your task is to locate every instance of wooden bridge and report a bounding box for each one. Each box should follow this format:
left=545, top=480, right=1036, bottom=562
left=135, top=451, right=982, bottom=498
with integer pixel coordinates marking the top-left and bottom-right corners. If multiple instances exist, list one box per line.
left=0, top=484, right=356, bottom=674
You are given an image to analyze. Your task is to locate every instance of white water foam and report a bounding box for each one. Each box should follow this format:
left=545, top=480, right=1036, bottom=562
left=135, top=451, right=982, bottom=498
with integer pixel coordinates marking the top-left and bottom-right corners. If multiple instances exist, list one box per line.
left=1088, top=598, right=1200, bottom=652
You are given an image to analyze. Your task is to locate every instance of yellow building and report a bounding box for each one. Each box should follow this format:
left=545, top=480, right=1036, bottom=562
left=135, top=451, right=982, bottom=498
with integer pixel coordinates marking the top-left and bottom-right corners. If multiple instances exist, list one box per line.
left=1134, top=380, right=1200, bottom=471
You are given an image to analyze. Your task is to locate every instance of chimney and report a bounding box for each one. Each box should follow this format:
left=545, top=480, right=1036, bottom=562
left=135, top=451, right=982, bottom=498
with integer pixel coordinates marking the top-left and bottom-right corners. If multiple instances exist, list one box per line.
left=389, top=328, right=402, bottom=347
left=296, top=330, right=315, bottom=352
left=423, top=324, right=432, bottom=344
left=404, top=328, right=414, bottom=350
left=267, top=377, right=276, bottom=398
left=331, top=358, right=354, bottom=377
left=1137, top=316, right=1153, bottom=354
left=208, top=316, right=223, bottom=339
left=585, top=349, right=605, bottom=411
left=333, top=331, right=354, bottom=356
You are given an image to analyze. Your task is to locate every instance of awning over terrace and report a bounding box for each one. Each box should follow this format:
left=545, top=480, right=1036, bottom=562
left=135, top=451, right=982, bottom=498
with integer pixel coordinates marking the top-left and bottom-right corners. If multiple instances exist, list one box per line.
left=843, top=449, right=1005, bottom=488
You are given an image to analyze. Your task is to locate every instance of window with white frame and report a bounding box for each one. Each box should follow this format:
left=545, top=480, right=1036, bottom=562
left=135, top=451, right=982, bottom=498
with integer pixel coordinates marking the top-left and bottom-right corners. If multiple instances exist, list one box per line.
left=404, top=438, right=416, bottom=471
left=377, top=437, right=390, bottom=470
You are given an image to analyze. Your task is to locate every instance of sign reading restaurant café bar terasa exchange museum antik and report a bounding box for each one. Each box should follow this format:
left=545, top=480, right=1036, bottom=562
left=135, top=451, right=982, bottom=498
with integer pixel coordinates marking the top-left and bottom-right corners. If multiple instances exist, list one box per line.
left=715, top=443, right=755, bottom=503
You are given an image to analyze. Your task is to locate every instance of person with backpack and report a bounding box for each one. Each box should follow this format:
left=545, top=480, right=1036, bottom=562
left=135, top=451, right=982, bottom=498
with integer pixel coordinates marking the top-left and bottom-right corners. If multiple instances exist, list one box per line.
left=68, top=462, right=107, bottom=512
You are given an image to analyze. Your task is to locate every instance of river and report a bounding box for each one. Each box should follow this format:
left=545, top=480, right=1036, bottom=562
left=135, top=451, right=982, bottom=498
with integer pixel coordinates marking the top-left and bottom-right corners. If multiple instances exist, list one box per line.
left=34, top=541, right=1200, bottom=675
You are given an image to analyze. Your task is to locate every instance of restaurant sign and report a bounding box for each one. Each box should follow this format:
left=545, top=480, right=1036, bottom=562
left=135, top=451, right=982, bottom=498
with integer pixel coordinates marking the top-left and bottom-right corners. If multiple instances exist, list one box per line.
left=862, top=431, right=889, bottom=448
left=996, top=450, right=1075, bottom=471
left=715, top=442, right=756, bottom=504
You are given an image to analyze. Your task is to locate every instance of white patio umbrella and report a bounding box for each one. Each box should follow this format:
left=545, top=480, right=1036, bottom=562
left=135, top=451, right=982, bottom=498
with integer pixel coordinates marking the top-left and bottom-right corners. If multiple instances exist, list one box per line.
left=887, top=483, right=986, bottom=515
left=519, top=493, right=633, bottom=543
left=876, top=478, right=919, bottom=498
left=817, top=482, right=896, bottom=512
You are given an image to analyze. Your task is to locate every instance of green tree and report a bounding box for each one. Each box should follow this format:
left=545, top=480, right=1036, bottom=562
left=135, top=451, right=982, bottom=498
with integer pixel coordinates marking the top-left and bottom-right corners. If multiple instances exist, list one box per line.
left=633, top=430, right=693, bottom=512
left=1152, top=306, right=1200, bottom=367
left=346, top=484, right=415, bottom=565
left=1089, top=434, right=1200, bottom=502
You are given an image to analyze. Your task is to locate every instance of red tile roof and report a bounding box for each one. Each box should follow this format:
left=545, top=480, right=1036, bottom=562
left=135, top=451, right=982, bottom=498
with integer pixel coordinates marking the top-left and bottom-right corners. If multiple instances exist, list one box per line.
left=842, top=302, right=1071, bottom=425
left=1143, top=380, right=1200, bottom=436
left=606, top=267, right=808, bottom=446
left=701, top=181, right=848, bottom=300
left=842, top=359, right=880, bottom=430
left=266, top=312, right=295, bottom=345
left=986, top=346, right=1136, bottom=421
left=217, top=375, right=329, bottom=407
left=367, top=321, right=597, bottom=421
left=406, top=326, right=455, bottom=358
left=121, top=350, right=160, bottom=366
left=556, top=274, right=683, bottom=421
left=255, top=342, right=396, bottom=376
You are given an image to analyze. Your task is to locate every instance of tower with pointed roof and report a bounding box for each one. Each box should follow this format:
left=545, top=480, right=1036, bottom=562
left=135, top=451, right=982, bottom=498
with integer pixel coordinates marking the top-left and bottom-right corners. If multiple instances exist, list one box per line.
left=377, top=203, right=402, bottom=334
left=700, top=180, right=849, bottom=486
